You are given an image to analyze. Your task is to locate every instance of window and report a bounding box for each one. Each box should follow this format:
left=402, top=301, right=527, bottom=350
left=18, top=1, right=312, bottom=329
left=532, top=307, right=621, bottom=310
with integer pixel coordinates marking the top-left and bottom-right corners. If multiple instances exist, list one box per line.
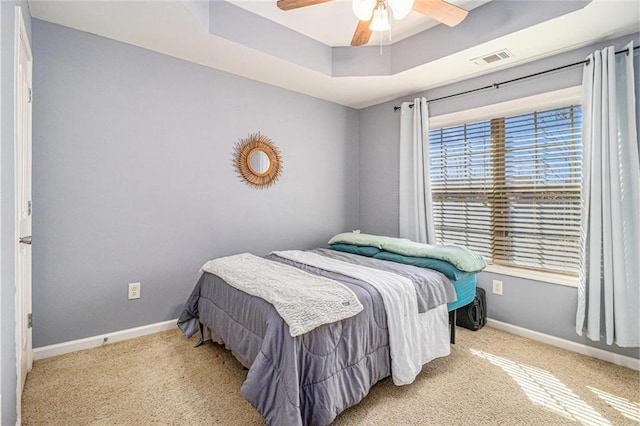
left=429, top=105, right=582, bottom=276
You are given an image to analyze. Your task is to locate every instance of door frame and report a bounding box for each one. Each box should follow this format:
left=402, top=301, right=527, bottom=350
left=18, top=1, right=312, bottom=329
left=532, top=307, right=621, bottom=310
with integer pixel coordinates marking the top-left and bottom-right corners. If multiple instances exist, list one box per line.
left=14, top=5, right=32, bottom=423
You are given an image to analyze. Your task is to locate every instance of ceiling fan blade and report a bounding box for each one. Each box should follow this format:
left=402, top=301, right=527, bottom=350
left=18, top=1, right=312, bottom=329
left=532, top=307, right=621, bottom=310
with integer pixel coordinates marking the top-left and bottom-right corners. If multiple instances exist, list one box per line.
left=351, top=19, right=373, bottom=46
left=276, top=0, right=333, bottom=11
left=412, top=0, right=468, bottom=27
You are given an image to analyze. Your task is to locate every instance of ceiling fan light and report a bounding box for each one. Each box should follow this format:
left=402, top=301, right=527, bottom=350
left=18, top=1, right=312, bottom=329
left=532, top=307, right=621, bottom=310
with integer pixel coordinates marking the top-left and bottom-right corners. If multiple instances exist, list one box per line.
left=352, top=0, right=375, bottom=21
left=369, top=4, right=390, bottom=32
left=388, top=0, right=414, bottom=20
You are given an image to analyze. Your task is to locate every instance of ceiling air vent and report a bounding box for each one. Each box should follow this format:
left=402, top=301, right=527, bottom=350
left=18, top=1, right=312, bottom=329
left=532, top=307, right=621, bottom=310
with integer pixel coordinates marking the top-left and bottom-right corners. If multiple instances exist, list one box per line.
left=471, top=49, right=514, bottom=66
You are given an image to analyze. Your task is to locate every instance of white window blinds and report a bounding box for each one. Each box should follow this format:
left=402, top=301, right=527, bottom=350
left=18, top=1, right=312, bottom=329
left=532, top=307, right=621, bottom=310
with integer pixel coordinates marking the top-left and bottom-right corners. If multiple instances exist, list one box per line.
left=429, top=105, right=582, bottom=276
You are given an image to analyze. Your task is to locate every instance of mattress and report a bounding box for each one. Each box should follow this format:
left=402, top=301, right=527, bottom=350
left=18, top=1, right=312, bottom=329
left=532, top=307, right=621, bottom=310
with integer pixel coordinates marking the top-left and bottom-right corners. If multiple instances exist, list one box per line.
left=447, top=274, right=477, bottom=311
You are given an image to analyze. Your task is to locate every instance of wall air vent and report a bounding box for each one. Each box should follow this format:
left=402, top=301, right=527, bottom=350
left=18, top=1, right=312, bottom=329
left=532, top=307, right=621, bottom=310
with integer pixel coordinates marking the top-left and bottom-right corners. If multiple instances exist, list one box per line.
left=471, top=49, right=514, bottom=66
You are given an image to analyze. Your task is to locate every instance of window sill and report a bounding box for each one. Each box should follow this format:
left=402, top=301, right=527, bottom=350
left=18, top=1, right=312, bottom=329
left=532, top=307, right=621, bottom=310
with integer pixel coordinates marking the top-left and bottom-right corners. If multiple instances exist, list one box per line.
left=483, top=264, right=579, bottom=288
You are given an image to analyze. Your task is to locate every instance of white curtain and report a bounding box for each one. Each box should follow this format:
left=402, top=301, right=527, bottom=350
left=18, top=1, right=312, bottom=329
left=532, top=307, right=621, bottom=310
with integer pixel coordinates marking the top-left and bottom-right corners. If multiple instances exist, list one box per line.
left=576, top=42, right=640, bottom=347
left=399, top=97, right=436, bottom=244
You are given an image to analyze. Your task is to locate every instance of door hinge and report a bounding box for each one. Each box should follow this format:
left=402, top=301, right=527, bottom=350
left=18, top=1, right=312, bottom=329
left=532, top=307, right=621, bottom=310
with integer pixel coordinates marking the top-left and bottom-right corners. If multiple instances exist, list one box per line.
left=28, top=88, right=32, bottom=103
left=27, top=313, right=32, bottom=329
left=27, top=200, right=32, bottom=216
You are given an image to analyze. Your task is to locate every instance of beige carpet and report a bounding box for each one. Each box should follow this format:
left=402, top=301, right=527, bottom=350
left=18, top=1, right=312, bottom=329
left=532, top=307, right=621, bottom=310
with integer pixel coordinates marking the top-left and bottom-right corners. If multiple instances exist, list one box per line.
left=22, top=326, right=639, bottom=425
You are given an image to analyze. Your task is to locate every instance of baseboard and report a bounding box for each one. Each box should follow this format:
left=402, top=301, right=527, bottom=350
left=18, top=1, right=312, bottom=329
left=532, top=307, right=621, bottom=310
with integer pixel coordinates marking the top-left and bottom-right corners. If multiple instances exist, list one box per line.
left=33, top=319, right=179, bottom=360
left=486, top=319, right=640, bottom=371
left=32, top=317, right=640, bottom=369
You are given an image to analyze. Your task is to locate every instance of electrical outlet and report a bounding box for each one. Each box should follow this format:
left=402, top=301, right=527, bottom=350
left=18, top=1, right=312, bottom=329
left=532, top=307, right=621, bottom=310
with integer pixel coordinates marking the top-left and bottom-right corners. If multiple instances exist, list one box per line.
left=492, top=279, right=503, bottom=295
left=128, top=282, right=141, bottom=300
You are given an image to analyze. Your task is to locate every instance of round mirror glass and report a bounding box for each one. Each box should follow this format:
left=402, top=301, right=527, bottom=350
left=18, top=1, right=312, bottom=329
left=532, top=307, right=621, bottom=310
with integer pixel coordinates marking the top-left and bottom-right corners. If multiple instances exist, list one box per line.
left=248, top=148, right=271, bottom=176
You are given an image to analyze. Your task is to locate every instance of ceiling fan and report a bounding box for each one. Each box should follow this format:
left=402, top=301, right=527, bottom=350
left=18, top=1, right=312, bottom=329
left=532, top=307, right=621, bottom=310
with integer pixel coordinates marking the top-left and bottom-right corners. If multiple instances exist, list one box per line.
left=276, top=0, right=469, bottom=46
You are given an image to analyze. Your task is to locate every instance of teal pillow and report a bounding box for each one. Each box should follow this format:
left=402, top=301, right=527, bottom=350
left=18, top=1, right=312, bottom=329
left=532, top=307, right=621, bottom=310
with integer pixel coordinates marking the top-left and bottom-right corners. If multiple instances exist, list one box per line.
left=373, top=251, right=469, bottom=281
left=330, top=244, right=381, bottom=257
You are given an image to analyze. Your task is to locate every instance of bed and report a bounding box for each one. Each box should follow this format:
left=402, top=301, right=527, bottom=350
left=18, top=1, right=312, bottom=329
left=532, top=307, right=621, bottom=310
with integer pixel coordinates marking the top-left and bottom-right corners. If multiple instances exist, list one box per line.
left=178, top=233, right=485, bottom=426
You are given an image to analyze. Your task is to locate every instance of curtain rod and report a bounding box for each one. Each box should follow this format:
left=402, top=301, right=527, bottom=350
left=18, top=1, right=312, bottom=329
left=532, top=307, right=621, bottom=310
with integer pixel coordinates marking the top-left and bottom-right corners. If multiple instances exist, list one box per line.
left=393, top=45, right=639, bottom=111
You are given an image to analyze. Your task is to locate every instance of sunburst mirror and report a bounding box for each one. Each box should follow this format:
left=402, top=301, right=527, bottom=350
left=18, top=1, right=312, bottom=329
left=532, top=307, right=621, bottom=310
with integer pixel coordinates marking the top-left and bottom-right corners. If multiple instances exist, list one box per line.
left=234, top=133, right=283, bottom=189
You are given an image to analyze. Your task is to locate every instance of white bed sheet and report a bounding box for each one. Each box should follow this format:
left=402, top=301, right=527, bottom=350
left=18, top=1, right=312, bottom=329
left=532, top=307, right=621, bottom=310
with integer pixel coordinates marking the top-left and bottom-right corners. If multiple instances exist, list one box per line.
left=419, top=304, right=451, bottom=365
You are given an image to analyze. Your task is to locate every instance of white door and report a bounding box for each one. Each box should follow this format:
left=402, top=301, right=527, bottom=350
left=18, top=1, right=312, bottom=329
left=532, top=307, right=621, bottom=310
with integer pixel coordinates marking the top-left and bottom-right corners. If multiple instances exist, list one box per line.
left=15, top=4, right=33, bottom=406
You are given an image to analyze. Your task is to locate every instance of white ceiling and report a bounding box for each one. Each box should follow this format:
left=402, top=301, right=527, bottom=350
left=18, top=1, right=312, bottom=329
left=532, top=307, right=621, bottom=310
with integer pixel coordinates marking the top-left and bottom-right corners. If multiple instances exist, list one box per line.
left=229, top=0, right=490, bottom=47
left=28, top=0, right=640, bottom=109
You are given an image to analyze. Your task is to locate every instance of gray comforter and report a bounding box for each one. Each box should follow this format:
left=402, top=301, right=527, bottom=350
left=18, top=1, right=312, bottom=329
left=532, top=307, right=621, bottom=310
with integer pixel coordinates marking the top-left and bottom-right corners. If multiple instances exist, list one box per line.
left=178, top=249, right=455, bottom=426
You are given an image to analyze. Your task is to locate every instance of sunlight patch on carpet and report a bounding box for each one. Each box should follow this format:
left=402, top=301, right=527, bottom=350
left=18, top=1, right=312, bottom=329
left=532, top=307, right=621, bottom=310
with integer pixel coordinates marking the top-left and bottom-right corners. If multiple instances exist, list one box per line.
left=588, top=386, right=640, bottom=422
left=470, top=349, right=610, bottom=426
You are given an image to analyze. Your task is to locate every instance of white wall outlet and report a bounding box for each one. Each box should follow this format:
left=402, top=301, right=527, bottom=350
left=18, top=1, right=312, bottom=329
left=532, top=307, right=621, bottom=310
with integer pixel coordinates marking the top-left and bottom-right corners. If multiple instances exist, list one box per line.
left=128, top=282, right=141, bottom=300
left=492, top=279, right=503, bottom=295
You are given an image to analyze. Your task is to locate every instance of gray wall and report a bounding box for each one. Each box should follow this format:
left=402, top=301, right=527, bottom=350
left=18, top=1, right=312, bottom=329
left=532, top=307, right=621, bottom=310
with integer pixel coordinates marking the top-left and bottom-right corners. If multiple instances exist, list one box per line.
left=1, top=2, right=31, bottom=424
left=31, top=20, right=359, bottom=347
left=359, top=33, right=640, bottom=359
